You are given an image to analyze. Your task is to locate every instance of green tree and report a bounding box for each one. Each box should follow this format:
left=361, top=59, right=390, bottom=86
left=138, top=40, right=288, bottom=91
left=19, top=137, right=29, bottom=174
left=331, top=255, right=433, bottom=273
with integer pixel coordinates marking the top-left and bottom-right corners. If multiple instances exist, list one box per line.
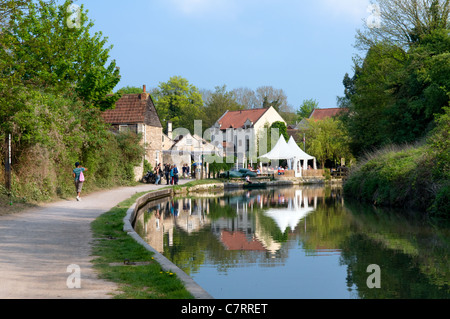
left=0, top=0, right=121, bottom=110
left=341, top=29, right=450, bottom=156
left=270, top=121, right=288, bottom=141
left=117, top=86, right=144, bottom=94
left=201, top=85, right=244, bottom=131
left=305, top=118, right=353, bottom=168
left=152, top=76, right=203, bottom=134
left=296, top=99, right=318, bottom=121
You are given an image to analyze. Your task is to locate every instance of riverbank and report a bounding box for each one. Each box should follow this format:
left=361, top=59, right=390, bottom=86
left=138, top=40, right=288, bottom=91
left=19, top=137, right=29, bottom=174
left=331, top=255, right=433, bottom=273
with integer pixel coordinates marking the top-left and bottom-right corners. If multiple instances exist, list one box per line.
left=0, top=181, right=193, bottom=299
left=343, top=143, right=449, bottom=219
left=89, top=177, right=335, bottom=299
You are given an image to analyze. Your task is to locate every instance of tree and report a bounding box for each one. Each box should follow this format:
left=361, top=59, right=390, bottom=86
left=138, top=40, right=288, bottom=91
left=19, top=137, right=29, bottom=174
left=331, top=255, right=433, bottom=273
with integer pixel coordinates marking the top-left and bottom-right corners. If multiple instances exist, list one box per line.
left=0, top=0, right=121, bottom=110
left=356, top=0, right=450, bottom=50
left=305, top=118, right=353, bottom=169
left=296, top=99, right=318, bottom=121
left=341, top=29, right=450, bottom=156
left=152, top=76, right=203, bottom=135
left=256, top=86, right=293, bottom=113
left=231, top=87, right=259, bottom=109
left=117, top=86, right=144, bottom=94
left=201, top=85, right=244, bottom=131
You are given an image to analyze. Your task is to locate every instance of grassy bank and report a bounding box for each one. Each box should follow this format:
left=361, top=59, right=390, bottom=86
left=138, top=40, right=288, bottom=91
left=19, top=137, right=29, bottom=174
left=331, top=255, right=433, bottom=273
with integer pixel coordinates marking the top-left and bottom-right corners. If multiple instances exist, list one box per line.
left=90, top=190, right=194, bottom=299
left=344, top=134, right=449, bottom=218
left=344, top=107, right=449, bottom=219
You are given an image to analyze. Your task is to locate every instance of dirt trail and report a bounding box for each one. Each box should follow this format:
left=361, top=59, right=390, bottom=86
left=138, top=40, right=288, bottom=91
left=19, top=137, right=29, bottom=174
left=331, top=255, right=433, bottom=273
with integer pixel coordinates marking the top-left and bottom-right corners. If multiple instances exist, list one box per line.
left=0, top=182, right=187, bottom=299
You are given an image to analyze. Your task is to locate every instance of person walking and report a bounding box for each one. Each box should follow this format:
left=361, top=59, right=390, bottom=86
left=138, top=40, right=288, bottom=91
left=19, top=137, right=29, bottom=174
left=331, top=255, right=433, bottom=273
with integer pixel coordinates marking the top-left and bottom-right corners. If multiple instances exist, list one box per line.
left=72, top=162, right=88, bottom=201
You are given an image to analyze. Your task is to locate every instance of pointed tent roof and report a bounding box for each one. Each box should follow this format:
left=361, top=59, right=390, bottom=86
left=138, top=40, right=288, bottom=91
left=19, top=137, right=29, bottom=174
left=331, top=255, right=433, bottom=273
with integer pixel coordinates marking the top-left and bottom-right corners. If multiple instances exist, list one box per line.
left=287, top=136, right=315, bottom=160
left=259, top=135, right=315, bottom=160
left=258, top=135, right=290, bottom=160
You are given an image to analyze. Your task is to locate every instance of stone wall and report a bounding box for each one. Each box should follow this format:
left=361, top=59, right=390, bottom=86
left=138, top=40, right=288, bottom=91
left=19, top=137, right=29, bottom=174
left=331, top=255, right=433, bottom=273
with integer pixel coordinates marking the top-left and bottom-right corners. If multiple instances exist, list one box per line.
left=142, top=125, right=163, bottom=167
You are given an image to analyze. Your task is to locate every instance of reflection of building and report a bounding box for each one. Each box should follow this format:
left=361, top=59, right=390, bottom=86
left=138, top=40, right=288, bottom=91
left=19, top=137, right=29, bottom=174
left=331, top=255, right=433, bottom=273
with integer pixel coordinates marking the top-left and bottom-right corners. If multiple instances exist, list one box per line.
left=135, top=198, right=211, bottom=253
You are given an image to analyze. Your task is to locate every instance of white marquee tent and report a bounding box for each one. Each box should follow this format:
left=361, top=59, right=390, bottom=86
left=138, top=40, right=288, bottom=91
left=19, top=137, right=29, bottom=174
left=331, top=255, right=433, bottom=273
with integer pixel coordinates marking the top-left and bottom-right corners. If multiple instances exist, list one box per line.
left=259, top=135, right=316, bottom=177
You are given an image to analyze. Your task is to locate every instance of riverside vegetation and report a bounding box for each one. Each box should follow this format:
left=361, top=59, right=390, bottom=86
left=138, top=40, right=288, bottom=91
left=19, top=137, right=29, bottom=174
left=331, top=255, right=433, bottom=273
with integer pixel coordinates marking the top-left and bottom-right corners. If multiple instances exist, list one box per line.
left=0, top=1, right=144, bottom=209
left=339, top=1, right=449, bottom=219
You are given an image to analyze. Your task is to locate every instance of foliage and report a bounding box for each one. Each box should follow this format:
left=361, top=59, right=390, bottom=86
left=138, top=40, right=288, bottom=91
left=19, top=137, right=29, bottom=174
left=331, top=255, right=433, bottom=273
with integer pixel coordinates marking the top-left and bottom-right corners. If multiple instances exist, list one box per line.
left=355, top=0, right=450, bottom=50
left=0, top=1, right=143, bottom=203
left=296, top=98, right=318, bottom=120
left=0, top=0, right=121, bottom=110
left=342, top=29, right=450, bottom=156
left=152, top=76, right=203, bottom=135
left=305, top=117, right=353, bottom=168
left=200, top=85, right=244, bottom=131
left=270, top=121, right=288, bottom=141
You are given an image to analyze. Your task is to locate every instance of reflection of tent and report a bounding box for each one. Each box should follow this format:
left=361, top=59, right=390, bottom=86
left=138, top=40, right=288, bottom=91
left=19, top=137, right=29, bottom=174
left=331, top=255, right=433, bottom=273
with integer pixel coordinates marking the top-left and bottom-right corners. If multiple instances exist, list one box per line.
left=259, top=135, right=316, bottom=177
left=263, top=190, right=315, bottom=233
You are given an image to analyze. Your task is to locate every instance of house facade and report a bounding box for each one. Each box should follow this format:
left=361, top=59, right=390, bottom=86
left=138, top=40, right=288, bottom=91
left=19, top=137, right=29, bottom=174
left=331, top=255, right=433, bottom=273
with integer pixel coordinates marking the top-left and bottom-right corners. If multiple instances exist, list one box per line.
left=163, top=133, right=222, bottom=172
left=101, top=85, right=165, bottom=179
left=209, top=106, right=286, bottom=165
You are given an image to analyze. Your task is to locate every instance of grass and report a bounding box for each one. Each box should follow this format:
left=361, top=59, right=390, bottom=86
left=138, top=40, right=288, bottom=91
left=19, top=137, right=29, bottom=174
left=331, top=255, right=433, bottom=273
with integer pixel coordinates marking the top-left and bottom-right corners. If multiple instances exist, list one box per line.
left=90, top=190, right=194, bottom=299
left=344, top=142, right=449, bottom=218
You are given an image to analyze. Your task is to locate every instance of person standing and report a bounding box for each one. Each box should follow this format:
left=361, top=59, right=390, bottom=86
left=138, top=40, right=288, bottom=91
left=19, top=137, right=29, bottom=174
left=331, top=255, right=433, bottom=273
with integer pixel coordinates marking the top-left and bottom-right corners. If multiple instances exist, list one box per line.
left=73, top=162, right=87, bottom=201
left=173, top=164, right=179, bottom=185
left=164, top=163, right=170, bottom=185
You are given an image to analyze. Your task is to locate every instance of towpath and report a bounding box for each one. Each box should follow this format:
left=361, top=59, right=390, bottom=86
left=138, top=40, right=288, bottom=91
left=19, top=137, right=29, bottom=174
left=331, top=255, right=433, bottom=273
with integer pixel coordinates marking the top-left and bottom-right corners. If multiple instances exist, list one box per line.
left=0, top=181, right=189, bottom=299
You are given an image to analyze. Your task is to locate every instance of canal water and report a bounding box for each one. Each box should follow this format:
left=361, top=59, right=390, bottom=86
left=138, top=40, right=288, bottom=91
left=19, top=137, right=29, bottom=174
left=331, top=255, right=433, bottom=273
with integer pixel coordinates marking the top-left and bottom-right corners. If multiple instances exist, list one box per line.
left=133, top=186, right=450, bottom=299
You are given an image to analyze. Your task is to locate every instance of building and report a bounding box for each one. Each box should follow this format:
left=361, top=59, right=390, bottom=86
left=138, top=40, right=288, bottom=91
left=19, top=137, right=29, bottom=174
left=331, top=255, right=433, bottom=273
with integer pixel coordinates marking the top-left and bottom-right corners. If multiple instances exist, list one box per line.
left=309, top=107, right=348, bottom=121
left=209, top=106, right=286, bottom=165
left=101, top=85, right=166, bottom=179
left=163, top=132, right=223, bottom=170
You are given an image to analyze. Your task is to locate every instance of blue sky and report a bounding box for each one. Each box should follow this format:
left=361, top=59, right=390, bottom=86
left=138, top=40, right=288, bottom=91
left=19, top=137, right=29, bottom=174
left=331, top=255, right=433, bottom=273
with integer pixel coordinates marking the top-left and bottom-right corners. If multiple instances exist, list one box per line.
left=80, top=0, right=371, bottom=110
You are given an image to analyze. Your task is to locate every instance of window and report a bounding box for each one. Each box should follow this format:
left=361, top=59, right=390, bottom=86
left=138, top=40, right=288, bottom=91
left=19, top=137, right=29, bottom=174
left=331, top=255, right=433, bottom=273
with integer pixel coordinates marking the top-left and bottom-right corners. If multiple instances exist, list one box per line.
left=186, top=138, right=192, bottom=146
left=119, top=125, right=129, bottom=132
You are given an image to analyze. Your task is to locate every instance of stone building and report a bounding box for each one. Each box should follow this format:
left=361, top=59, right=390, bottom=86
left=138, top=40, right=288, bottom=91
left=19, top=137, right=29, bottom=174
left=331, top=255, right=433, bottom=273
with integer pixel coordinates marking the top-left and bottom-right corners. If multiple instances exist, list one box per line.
left=101, top=85, right=166, bottom=179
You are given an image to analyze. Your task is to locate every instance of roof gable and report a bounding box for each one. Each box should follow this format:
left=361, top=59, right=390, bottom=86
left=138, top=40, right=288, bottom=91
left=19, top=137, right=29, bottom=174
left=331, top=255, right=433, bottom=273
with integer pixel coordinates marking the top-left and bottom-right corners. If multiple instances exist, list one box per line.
left=101, top=93, right=162, bottom=128
left=309, top=108, right=348, bottom=121
left=217, top=108, right=269, bottom=130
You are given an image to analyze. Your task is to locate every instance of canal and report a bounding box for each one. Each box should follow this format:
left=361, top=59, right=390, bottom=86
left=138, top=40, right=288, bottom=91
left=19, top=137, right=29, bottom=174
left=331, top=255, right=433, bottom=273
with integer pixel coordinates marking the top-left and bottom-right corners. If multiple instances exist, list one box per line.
left=133, top=185, right=450, bottom=299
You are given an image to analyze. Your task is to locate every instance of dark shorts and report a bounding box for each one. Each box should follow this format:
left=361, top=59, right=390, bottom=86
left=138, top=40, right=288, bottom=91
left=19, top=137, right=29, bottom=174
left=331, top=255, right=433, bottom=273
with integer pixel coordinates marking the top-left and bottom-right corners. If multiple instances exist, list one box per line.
left=75, top=180, right=84, bottom=193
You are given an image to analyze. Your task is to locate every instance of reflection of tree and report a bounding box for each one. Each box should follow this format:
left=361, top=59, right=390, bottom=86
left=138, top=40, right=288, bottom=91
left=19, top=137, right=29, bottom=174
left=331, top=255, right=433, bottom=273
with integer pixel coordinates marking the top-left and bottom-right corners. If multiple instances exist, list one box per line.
left=343, top=201, right=450, bottom=296
left=340, top=233, right=449, bottom=299
left=136, top=187, right=450, bottom=298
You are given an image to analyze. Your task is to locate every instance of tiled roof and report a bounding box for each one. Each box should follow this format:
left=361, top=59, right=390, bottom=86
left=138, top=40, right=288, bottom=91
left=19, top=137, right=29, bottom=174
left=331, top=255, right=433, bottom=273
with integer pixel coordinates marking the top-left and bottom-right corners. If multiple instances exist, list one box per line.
left=217, top=108, right=269, bottom=130
left=101, top=93, right=162, bottom=127
left=220, top=230, right=266, bottom=251
left=309, top=108, right=348, bottom=120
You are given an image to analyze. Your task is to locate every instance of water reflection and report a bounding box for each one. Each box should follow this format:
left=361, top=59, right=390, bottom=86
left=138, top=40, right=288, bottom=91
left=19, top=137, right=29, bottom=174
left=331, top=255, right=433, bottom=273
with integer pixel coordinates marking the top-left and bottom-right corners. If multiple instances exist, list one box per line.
left=133, top=186, right=450, bottom=299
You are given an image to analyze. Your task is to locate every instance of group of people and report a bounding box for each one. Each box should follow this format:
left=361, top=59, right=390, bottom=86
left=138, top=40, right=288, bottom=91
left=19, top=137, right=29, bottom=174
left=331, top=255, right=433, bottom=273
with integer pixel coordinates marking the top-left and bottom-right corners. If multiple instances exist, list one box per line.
left=153, top=163, right=180, bottom=185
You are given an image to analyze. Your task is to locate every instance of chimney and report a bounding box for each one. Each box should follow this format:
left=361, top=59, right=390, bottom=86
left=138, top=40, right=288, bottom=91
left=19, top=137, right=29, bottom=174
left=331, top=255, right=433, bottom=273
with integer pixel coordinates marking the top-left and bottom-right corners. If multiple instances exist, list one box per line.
left=140, top=84, right=148, bottom=100
left=168, top=121, right=173, bottom=140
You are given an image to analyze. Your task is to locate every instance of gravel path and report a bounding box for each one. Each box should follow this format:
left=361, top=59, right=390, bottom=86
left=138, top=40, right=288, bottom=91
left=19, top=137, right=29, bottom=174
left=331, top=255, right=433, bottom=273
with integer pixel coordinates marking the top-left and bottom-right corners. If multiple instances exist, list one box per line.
left=0, top=181, right=188, bottom=299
